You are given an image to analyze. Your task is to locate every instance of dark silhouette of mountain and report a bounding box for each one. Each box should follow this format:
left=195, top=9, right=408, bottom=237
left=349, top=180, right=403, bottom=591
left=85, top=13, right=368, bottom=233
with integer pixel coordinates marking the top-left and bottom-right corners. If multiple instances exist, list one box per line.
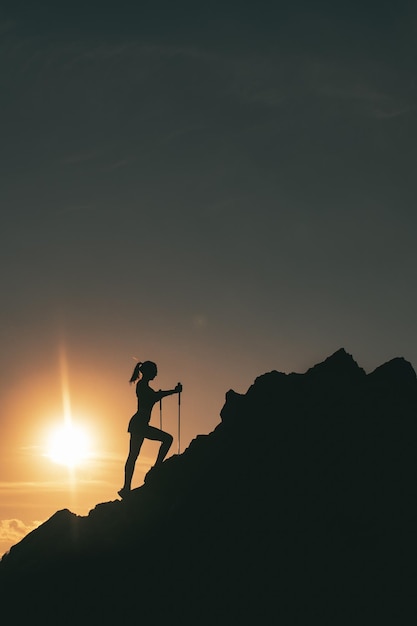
left=1, top=348, right=417, bottom=624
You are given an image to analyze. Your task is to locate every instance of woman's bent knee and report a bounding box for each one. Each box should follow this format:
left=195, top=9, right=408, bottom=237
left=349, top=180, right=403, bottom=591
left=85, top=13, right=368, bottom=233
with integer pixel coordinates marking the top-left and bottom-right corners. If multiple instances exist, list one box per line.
left=164, top=432, right=173, bottom=446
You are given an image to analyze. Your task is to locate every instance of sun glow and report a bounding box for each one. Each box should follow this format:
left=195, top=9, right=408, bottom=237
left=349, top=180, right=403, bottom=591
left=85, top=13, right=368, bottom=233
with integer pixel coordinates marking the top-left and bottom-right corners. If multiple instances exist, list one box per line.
left=44, top=344, right=92, bottom=468
left=47, top=422, right=90, bottom=467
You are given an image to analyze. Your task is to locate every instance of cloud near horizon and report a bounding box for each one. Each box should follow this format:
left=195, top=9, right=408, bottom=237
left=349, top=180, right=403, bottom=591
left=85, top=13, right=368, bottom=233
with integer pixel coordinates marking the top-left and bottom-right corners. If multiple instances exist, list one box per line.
left=0, top=518, right=43, bottom=557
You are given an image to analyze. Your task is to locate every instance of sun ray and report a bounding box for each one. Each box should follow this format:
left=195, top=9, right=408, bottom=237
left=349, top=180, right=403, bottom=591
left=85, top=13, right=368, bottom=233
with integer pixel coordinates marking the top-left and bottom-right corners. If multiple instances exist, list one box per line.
left=44, top=343, right=91, bottom=471
left=59, top=344, right=72, bottom=427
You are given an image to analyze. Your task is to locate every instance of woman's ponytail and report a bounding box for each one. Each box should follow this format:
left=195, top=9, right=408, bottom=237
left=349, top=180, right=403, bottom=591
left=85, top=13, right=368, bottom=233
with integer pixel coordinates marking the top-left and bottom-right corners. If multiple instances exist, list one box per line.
left=129, top=362, right=142, bottom=383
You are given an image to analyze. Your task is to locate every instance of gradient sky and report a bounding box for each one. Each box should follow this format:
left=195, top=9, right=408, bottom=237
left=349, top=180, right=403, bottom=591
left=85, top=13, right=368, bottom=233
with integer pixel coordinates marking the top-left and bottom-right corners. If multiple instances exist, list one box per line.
left=1, top=1, right=417, bottom=554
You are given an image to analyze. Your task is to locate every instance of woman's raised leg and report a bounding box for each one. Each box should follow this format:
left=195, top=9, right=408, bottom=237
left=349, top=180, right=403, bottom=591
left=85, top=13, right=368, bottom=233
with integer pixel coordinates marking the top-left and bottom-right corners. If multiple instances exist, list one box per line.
left=145, top=425, right=173, bottom=466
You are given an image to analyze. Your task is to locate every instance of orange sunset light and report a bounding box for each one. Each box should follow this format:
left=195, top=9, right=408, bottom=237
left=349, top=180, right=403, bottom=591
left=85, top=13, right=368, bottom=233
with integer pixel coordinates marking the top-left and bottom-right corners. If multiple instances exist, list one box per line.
left=43, top=346, right=94, bottom=468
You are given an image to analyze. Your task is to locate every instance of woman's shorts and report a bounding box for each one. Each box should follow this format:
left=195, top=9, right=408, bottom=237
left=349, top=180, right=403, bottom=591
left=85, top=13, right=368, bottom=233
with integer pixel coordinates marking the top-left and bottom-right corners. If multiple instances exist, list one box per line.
left=127, top=413, right=149, bottom=436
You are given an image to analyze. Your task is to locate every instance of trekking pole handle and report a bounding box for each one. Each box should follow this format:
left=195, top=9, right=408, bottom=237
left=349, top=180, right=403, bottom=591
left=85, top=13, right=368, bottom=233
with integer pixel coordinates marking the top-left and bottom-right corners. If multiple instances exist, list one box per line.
left=177, top=383, right=181, bottom=454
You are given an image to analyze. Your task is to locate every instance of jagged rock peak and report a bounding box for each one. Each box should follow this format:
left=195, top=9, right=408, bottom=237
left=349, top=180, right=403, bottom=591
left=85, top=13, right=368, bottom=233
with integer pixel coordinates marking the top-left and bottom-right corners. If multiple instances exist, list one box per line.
left=305, top=348, right=365, bottom=379
left=369, top=356, right=417, bottom=384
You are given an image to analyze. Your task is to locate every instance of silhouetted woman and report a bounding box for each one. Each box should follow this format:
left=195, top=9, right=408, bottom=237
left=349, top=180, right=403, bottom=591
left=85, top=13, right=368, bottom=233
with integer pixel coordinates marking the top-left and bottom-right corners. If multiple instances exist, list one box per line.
left=118, top=361, right=182, bottom=499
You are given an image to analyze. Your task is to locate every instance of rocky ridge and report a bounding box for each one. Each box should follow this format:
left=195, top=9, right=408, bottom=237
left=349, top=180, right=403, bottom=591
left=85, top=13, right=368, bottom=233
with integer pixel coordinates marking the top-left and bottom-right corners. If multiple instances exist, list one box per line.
left=1, top=348, right=417, bottom=624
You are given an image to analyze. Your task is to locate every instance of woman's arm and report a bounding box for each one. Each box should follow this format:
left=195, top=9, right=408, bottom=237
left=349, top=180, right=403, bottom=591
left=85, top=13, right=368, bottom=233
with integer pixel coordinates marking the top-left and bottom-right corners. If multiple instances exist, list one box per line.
left=157, top=383, right=182, bottom=400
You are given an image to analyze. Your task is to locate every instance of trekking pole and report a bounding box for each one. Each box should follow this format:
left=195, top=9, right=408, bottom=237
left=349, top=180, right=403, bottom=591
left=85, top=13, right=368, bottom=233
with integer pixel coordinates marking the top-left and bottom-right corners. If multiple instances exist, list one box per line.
left=177, top=383, right=181, bottom=455
left=159, top=397, right=163, bottom=430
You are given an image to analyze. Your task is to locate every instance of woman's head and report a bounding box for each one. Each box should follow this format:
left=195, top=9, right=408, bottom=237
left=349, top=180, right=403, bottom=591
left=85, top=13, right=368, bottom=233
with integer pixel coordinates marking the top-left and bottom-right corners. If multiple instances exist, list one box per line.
left=129, top=360, right=157, bottom=383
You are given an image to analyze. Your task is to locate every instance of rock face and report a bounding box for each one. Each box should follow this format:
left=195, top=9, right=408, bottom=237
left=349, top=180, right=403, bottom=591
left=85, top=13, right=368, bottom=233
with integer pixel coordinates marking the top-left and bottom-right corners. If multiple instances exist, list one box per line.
left=1, top=349, right=417, bottom=624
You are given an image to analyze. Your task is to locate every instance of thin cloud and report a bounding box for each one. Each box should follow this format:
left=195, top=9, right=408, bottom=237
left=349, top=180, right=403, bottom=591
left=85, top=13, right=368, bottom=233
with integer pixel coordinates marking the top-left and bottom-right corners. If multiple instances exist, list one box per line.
left=372, top=103, right=411, bottom=119
left=0, top=481, right=62, bottom=494
left=0, top=476, right=118, bottom=493
left=0, top=518, right=43, bottom=557
left=102, top=158, right=131, bottom=171
left=53, top=204, right=95, bottom=216
left=319, top=81, right=412, bottom=119
left=1, top=18, right=412, bottom=119
left=61, top=151, right=99, bottom=164
left=221, top=45, right=413, bottom=121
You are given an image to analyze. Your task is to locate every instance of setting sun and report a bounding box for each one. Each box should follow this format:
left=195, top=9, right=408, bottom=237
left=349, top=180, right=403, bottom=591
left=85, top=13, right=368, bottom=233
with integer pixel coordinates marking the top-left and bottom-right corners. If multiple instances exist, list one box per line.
left=47, top=422, right=91, bottom=467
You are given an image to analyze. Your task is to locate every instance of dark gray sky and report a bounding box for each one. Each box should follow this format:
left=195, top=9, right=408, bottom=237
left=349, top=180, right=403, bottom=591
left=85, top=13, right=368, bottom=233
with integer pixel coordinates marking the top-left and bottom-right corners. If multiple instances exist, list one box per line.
left=1, top=1, right=417, bottom=465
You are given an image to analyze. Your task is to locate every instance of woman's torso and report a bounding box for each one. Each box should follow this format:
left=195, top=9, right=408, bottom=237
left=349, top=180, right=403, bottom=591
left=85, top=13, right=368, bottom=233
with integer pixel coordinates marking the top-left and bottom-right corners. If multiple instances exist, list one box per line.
left=128, top=381, right=158, bottom=434
left=136, top=380, right=158, bottom=418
